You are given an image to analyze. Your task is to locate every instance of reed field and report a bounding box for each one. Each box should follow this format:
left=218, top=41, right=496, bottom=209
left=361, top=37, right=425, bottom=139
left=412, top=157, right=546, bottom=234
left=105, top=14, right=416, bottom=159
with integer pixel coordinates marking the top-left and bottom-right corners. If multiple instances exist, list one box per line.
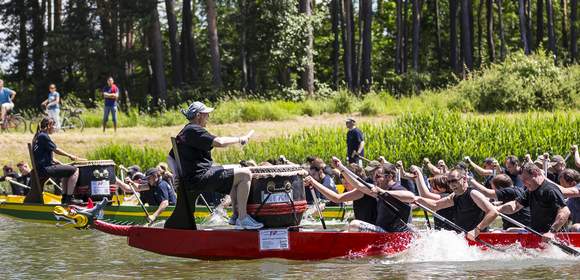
left=87, top=111, right=579, bottom=170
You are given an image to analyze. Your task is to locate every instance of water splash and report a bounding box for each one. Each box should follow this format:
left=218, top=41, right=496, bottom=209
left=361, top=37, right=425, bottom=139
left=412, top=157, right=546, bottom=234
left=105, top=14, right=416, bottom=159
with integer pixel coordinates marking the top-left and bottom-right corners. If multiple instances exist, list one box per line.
left=380, top=230, right=578, bottom=264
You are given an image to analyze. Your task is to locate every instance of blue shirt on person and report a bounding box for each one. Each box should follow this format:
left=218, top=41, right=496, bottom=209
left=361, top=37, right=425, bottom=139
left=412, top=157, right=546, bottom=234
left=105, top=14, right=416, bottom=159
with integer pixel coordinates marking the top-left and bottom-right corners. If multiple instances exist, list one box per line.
left=103, top=85, right=118, bottom=107
left=142, top=179, right=177, bottom=206
left=567, top=184, right=580, bottom=224
left=47, top=91, right=60, bottom=110
left=0, top=88, right=13, bottom=104
left=346, top=127, right=364, bottom=162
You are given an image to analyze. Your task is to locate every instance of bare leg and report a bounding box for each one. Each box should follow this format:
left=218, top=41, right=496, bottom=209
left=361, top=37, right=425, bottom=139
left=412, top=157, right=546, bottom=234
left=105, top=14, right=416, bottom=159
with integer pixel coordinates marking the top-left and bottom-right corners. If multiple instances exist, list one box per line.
left=229, top=188, right=238, bottom=216
left=1, top=107, right=6, bottom=129
left=232, top=168, right=252, bottom=219
left=64, top=169, right=79, bottom=195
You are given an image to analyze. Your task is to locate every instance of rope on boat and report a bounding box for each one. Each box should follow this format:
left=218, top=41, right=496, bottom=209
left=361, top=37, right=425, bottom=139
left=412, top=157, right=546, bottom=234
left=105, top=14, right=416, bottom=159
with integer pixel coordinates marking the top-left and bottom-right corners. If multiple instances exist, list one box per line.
left=94, top=220, right=130, bottom=237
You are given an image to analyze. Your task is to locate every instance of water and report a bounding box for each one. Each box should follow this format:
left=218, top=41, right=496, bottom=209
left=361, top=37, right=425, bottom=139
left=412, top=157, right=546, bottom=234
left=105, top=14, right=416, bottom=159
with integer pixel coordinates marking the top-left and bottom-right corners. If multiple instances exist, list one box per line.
left=1, top=215, right=578, bottom=279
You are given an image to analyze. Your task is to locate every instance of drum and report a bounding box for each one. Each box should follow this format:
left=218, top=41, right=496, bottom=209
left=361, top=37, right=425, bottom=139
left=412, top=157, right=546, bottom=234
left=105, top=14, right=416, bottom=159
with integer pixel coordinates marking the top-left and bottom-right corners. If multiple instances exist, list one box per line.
left=246, top=165, right=308, bottom=228
left=72, top=160, right=116, bottom=201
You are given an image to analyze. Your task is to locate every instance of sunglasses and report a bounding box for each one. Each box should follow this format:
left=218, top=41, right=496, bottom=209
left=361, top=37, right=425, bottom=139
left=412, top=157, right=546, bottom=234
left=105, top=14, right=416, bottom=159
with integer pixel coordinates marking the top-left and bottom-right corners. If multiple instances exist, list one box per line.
left=447, top=176, right=464, bottom=184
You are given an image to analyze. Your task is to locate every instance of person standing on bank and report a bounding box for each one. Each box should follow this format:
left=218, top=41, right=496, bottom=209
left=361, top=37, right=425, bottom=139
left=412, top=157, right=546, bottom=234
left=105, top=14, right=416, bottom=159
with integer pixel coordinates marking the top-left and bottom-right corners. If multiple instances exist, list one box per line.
left=0, top=79, right=17, bottom=129
left=102, top=77, right=119, bottom=132
left=42, top=84, right=61, bottom=131
left=170, top=101, right=263, bottom=229
left=346, top=118, right=365, bottom=166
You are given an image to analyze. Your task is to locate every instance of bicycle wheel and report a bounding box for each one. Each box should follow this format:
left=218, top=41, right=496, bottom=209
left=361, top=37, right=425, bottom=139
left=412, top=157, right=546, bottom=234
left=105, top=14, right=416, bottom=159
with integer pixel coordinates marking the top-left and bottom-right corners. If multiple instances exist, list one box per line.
left=29, top=117, right=44, bottom=134
left=5, top=116, right=27, bottom=133
left=61, top=116, right=84, bottom=132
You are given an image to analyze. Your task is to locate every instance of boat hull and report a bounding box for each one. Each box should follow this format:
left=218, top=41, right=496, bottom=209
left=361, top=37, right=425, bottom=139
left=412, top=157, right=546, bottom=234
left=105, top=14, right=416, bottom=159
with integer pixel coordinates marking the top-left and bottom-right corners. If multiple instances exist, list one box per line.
left=96, top=221, right=580, bottom=260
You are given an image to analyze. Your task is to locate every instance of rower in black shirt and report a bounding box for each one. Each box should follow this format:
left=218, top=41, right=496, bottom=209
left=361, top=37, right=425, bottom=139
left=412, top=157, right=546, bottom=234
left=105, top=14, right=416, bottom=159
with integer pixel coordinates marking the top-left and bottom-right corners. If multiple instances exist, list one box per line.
left=497, top=163, right=570, bottom=240
left=331, top=157, right=415, bottom=233
left=469, top=174, right=531, bottom=230
left=415, top=168, right=498, bottom=241
left=409, top=165, right=455, bottom=231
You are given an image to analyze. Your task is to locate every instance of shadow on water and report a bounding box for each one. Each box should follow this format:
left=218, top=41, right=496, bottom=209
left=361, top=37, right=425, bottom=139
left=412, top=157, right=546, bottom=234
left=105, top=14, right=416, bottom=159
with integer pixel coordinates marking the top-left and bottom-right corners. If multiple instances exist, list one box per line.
left=0, top=216, right=578, bottom=279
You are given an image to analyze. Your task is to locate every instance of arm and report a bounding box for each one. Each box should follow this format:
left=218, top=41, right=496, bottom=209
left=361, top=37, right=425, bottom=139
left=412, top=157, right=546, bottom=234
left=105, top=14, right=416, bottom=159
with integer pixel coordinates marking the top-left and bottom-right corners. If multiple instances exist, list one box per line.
left=47, top=95, right=60, bottom=107
left=559, top=186, right=580, bottom=198
left=306, top=176, right=363, bottom=203
left=465, top=157, right=493, bottom=176
left=496, top=200, right=524, bottom=214
left=573, top=145, right=580, bottom=169
left=550, top=206, right=571, bottom=232
left=333, top=158, right=377, bottom=198
left=468, top=177, right=497, bottom=199
left=356, top=141, right=365, bottom=156
left=41, top=99, right=49, bottom=107
left=470, top=190, right=499, bottom=231
left=378, top=189, right=416, bottom=203
left=54, top=148, right=84, bottom=161
left=423, top=158, right=443, bottom=175
left=9, top=90, right=16, bottom=101
left=415, top=195, right=454, bottom=212
left=150, top=200, right=169, bottom=221
left=410, top=166, right=441, bottom=200
left=213, top=130, right=253, bottom=148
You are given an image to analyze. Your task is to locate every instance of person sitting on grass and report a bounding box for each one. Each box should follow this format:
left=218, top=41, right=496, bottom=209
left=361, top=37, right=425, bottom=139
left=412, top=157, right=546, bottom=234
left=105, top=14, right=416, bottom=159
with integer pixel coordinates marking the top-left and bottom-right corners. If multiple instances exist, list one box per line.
left=468, top=174, right=531, bottom=230
left=32, top=117, right=85, bottom=204
left=168, top=101, right=262, bottom=229
left=117, top=168, right=176, bottom=222
left=556, top=169, right=580, bottom=232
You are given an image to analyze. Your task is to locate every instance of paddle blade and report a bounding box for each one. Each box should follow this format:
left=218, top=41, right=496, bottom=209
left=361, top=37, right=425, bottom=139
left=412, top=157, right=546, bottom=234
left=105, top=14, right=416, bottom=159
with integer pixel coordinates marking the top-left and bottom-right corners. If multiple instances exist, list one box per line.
left=550, top=240, right=580, bottom=257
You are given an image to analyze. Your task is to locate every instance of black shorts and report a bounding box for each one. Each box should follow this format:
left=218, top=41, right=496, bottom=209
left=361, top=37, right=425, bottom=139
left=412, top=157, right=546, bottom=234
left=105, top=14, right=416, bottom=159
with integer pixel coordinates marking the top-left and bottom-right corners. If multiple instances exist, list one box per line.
left=44, top=164, right=77, bottom=179
left=186, top=167, right=235, bottom=195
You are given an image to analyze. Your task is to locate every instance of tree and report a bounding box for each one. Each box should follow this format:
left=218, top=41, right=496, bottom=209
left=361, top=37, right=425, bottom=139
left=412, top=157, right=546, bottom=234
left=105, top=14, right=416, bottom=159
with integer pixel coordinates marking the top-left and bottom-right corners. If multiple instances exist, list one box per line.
left=299, top=0, right=314, bottom=95
left=396, top=0, right=404, bottom=74
left=31, top=0, right=46, bottom=99
left=536, top=0, right=544, bottom=49
left=16, top=0, right=28, bottom=82
left=486, top=0, right=496, bottom=61
left=181, top=0, right=199, bottom=84
left=497, top=0, right=507, bottom=59
left=341, top=0, right=353, bottom=89
left=206, top=0, right=223, bottom=89
left=450, top=0, right=459, bottom=72
left=330, top=0, right=340, bottom=89
left=460, top=0, right=474, bottom=70
left=360, top=0, right=372, bottom=92
left=145, top=1, right=167, bottom=106
left=165, top=0, right=183, bottom=87
left=518, top=0, right=530, bottom=54
left=572, top=0, right=578, bottom=61
left=562, top=0, right=569, bottom=50
left=546, top=0, right=557, bottom=62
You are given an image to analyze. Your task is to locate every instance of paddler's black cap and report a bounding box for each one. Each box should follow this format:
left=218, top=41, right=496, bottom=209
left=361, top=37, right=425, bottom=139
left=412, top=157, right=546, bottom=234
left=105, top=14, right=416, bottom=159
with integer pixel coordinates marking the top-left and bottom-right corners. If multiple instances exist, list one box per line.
left=145, top=168, right=160, bottom=178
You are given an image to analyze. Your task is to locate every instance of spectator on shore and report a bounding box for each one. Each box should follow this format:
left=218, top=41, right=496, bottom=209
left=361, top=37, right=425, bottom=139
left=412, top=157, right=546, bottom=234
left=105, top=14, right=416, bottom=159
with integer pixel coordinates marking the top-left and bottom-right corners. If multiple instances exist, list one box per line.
left=41, top=84, right=61, bottom=131
left=102, top=77, right=119, bottom=133
left=346, top=118, right=365, bottom=166
left=0, top=79, right=16, bottom=129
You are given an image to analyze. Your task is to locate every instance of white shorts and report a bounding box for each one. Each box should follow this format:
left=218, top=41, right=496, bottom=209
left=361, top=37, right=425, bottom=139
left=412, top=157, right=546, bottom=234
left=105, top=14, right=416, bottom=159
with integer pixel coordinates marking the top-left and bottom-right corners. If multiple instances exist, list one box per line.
left=1, top=103, right=14, bottom=111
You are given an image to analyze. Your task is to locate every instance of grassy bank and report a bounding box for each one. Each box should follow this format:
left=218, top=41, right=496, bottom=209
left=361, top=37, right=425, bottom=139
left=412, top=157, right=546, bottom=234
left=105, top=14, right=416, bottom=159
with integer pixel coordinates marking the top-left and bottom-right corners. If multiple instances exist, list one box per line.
left=87, top=111, right=579, bottom=169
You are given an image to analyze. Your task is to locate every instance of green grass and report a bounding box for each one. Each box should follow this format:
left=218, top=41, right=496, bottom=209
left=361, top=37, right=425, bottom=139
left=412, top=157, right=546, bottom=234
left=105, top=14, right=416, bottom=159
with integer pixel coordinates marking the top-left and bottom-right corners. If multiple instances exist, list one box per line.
left=88, top=111, right=579, bottom=170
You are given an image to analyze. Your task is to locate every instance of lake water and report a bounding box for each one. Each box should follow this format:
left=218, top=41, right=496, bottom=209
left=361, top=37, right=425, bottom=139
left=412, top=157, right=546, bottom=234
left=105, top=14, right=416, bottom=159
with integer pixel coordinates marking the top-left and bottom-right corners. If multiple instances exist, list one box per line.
left=0, top=215, right=578, bottom=279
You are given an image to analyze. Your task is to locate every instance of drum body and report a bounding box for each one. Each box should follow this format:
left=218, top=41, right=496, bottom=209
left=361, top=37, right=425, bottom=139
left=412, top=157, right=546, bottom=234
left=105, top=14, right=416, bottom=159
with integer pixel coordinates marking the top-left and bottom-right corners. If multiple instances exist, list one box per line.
left=246, top=165, right=308, bottom=228
left=72, top=160, right=116, bottom=201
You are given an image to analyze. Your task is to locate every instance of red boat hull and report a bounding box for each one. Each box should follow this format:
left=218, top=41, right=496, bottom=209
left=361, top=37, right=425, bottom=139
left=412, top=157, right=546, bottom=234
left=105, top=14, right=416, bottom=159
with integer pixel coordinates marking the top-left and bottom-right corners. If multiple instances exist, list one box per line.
left=93, top=221, right=580, bottom=260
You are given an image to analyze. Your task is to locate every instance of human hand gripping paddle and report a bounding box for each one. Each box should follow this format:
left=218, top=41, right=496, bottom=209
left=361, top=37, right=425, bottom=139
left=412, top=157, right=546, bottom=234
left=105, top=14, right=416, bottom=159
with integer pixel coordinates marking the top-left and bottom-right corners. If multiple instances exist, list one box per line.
left=303, top=176, right=327, bottom=230
left=496, top=212, right=579, bottom=256
left=118, top=165, right=154, bottom=225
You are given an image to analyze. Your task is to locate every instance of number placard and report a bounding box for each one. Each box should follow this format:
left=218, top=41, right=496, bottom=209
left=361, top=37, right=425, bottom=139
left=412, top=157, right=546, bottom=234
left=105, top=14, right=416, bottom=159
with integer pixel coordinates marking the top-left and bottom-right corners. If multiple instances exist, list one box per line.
left=91, top=180, right=110, bottom=195
left=259, top=229, right=290, bottom=251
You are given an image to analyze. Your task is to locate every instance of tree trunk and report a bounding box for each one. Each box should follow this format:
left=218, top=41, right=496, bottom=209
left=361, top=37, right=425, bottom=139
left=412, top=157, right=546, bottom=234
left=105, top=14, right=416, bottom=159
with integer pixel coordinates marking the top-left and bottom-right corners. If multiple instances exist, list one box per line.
left=477, top=0, right=483, bottom=65
left=342, top=0, right=353, bottom=89
left=402, top=0, right=409, bottom=73
left=181, top=0, right=199, bottom=84
left=31, top=0, right=45, bottom=83
left=497, top=0, right=506, bottom=59
left=526, top=0, right=532, bottom=49
left=546, top=0, right=557, bottom=62
left=146, top=2, right=167, bottom=107
left=349, top=0, right=358, bottom=90
left=487, top=0, right=496, bottom=61
left=411, top=0, right=421, bottom=71
left=571, top=0, right=578, bottom=61
left=450, top=0, right=459, bottom=72
left=536, top=0, right=544, bottom=49
left=396, top=0, right=404, bottom=74
left=17, top=0, right=28, bottom=82
left=461, top=0, right=473, bottom=70
left=562, top=0, right=569, bottom=50
left=299, top=0, right=314, bottom=95
left=240, top=0, right=248, bottom=91
left=330, top=0, right=340, bottom=89
left=434, top=0, right=443, bottom=66
left=54, top=0, right=61, bottom=28
left=206, top=0, right=223, bottom=89
left=165, top=0, right=183, bottom=87
left=519, top=0, right=530, bottom=54
left=360, top=0, right=372, bottom=92
left=47, top=0, right=52, bottom=32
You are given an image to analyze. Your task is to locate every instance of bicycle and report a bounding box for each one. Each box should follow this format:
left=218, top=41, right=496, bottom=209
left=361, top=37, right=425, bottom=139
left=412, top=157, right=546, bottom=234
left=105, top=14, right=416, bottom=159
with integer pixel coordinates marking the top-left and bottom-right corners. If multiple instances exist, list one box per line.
left=30, top=108, right=85, bottom=133
left=1, top=109, right=27, bottom=133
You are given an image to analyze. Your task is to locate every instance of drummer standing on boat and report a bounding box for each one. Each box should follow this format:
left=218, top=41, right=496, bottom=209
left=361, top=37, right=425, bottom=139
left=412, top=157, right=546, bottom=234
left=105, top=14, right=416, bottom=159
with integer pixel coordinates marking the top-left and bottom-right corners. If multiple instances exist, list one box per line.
left=169, top=101, right=263, bottom=229
left=496, top=163, right=570, bottom=240
left=346, top=118, right=364, bottom=166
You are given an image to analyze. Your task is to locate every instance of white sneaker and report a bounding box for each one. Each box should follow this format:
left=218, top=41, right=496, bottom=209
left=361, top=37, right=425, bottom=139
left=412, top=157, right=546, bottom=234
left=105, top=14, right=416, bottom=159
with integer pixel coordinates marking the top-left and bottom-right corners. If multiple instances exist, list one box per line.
left=235, top=216, right=264, bottom=230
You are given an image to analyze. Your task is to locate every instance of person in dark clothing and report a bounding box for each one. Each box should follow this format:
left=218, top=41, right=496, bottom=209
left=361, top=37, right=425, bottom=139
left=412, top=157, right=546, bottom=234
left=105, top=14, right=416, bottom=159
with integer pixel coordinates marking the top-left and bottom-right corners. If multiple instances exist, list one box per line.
left=415, top=168, right=498, bottom=241
left=503, top=156, right=524, bottom=188
left=305, top=158, right=338, bottom=204
left=547, top=155, right=566, bottom=183
left=32, top=117, right=84, bottom=204
left=469, top=174, right=531, bottom=230
left=497, top=163, right=570, bottom=241
left=168, top=101, right=263, bottom=229
left=465, top=157, right=501, bottom=189
left=410, top=166, right=455, bottom=231
left=331, top=157, right=415, bottom=232
left=345, top=118, right=365, bottom=166
left=556, top=169, right=580, bottom=232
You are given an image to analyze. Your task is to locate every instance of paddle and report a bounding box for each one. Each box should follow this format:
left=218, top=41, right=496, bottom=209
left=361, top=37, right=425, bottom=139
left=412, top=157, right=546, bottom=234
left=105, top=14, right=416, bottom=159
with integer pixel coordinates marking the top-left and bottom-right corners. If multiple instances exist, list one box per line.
left=496, top=212, right=579, bottom=256
left=117, top=165, right=153, bottom=224
left=309, top=187, right=327, bottom=229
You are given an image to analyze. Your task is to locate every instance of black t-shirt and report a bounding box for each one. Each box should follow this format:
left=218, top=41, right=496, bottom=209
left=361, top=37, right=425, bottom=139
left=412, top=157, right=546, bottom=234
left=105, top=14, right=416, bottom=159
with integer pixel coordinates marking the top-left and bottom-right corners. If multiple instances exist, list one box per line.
left=33, top=132, right=57, bottom=175
left=452, top=188, right=484, bottom=232
left=346, top=128, right=364, bottom=162
left=375, top=183, right=410, bottom=232
left=502, top=168, right=524, bottom=188
left=516, top=179, right=567, bottom=233
left=353, top=193, right=377, bottom=224
left=169, top=124, right=216, bottom=181
left=434, top=192, right=455, bottom=231
left=495, top=187, right=531, bottom=229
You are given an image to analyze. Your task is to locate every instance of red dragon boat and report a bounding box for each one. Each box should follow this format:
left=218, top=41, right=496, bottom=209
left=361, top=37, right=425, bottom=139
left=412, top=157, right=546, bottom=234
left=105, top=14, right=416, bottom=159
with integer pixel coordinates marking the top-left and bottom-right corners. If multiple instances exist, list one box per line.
left=53, top=201, right=580, bottom=261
